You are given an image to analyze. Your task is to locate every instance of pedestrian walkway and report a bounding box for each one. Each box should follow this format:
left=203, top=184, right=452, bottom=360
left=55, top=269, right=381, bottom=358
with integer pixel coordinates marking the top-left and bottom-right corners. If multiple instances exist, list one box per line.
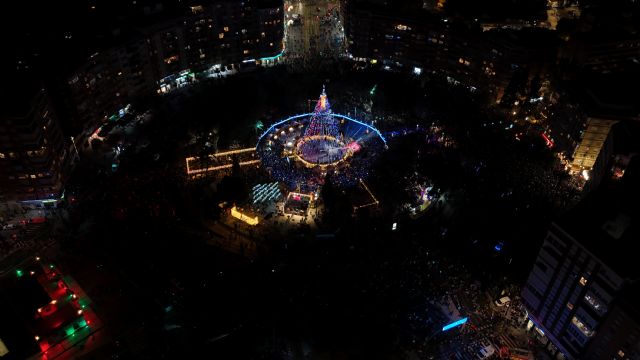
left=498, top=334, right=519, bottom=348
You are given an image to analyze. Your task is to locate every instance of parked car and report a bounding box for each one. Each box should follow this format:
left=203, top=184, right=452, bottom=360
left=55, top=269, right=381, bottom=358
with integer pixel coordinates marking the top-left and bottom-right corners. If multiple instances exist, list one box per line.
left=476, top=341, right=496, bottom=359
left=495, top=296, right=511, bottom=307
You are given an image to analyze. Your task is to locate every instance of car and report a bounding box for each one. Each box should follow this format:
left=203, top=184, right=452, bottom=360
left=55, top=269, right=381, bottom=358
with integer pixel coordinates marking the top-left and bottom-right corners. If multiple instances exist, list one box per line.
left=29, top=217, right=47, bottom=224
left=476, top=341, right=496, bottom=359
left=495, top=296, right=511, bottom=307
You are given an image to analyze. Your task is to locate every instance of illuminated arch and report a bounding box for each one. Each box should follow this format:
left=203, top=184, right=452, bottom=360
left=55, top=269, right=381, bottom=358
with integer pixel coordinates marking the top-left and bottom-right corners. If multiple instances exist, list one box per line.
left=255, top=112, right=386, bottom=148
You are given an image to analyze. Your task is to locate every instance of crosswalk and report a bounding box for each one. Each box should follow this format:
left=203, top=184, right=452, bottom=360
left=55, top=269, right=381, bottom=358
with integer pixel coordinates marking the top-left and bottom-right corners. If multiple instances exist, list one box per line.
left=498, top=334, right=520, bottom=349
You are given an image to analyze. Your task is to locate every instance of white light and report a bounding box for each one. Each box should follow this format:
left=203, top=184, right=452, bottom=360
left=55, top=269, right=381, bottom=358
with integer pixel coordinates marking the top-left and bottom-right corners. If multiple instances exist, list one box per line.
left=392, top=222, right=397, bottom=231
left=582, top=170, right=590, bottom=181
left=413, top=67, right=422, bottom=75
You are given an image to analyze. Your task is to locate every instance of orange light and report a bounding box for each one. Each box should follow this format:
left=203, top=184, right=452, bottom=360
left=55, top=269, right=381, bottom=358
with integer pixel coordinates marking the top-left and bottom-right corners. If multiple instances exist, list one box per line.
left=50, top=300, right=57, bottom=305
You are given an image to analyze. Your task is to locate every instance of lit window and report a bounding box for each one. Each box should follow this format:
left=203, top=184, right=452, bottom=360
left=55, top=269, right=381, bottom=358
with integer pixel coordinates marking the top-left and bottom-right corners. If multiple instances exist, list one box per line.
left=219, top=33, right=224, bottom=39
left=0, top=153, right=5, bottom=159
left=618, top=350, right=625, bottom=357
left=579, top=277, right=588, bottom=286
left=584, top=293, right=607, bottom=315
left=571, top=316, right=595, bottom=337
left=224, top=26, right=229, bottom=32
left=395, top=24, right=408, bottom=31
left=164, top=55, right=179, bottom=64
left=243, top=50, right=249, bottom=54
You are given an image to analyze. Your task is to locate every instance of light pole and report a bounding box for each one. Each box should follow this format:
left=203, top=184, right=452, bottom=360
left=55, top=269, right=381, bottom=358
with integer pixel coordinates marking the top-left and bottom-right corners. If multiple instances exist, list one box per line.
left=70, top=136, right=80, bottom=161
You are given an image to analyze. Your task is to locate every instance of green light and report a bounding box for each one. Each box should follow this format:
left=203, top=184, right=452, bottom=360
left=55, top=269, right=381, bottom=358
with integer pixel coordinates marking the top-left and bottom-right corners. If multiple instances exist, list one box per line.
left=49, top=264, right=55, bottom=269
left=78, top=298, right=89, bottom=309
left=16, top=269, right=24, bottom=278
left=65, top=326, right=75, bottom=337
left=78, top=318, right=87, bottom=328
left=370, top=84, right=377, bottom=96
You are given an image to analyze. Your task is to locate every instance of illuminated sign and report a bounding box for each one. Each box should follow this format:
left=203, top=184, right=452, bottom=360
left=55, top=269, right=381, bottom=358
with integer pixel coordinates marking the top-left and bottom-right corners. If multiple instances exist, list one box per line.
left=231, top=206, right=259, bottom=226
left=442, top=317, right=468, bottom=332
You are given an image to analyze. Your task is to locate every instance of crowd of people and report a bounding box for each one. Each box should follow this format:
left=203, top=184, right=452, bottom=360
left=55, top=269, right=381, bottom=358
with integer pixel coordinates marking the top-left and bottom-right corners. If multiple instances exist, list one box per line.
left=284, top=2, right=346, bottom=73
left=361, top=240, right=532, bottom=358
left=257, top=130, right=384, bottom=190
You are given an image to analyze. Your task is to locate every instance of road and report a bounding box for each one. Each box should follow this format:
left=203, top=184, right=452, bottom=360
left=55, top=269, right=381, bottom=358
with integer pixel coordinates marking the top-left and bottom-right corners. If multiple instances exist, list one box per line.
left=284, top=0, right=346, bottom=63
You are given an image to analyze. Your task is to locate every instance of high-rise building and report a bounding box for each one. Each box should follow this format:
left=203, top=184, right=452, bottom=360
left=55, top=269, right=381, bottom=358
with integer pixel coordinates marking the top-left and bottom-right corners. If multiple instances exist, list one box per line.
left=65, top=38, right=154, bottom=138
left=341, top=0, right=554, bottom=101
left=522, top=159, right=640, bottom=359
left=569, top=117, right=617, bottom=192
left=64, top=0, right=284, bottom=135
left=0, top=83, right=72, bottom=207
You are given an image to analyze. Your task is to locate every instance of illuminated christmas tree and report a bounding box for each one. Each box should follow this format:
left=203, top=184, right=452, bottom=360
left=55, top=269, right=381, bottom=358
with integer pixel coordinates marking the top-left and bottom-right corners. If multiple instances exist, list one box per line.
left=303, top=86, right=339, bottom=138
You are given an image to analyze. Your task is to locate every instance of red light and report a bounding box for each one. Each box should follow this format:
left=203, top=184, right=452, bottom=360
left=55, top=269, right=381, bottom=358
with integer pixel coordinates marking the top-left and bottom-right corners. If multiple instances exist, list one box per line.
left=541, top=132, right=554, bottom=148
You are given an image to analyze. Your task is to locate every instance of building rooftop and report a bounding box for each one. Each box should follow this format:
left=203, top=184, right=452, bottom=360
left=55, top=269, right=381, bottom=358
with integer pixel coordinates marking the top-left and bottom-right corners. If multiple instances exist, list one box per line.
left=574, top=74, right=640, bottom=120
left=0, top=75, right=43, bottom=119
left=558, top=155, right=640, bottom=279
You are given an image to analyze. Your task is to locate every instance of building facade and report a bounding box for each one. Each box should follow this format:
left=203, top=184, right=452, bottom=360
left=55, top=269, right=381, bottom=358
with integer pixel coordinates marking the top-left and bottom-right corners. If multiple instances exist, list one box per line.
left=569, top=117, right=617, bottom=192
left=65, top=0, right=284, bottom=137
left=0, top=87, right=72, bottom=207
left=342, top=0, right=554, bottom=102
left=523, top=201, right=640, bottom=359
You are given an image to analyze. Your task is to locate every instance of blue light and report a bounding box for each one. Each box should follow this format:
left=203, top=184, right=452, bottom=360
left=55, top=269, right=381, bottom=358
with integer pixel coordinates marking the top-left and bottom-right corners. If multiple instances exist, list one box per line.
left=255, top=112, right=387, bottom=148
left=495, top=242, right=504, bottom=252
left=259, top=50, right=284, bottom=62
left=442, top=317, right=468, bottom=332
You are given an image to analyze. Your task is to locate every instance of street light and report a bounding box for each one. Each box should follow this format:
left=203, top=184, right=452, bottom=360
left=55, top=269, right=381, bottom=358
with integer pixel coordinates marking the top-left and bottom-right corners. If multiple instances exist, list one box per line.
left=70, top=136, right=80, bottom=161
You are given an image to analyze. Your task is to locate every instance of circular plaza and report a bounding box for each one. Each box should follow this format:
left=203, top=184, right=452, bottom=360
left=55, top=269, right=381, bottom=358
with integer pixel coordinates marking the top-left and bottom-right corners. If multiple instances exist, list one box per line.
left=256, top=87, right=386, bottom=188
